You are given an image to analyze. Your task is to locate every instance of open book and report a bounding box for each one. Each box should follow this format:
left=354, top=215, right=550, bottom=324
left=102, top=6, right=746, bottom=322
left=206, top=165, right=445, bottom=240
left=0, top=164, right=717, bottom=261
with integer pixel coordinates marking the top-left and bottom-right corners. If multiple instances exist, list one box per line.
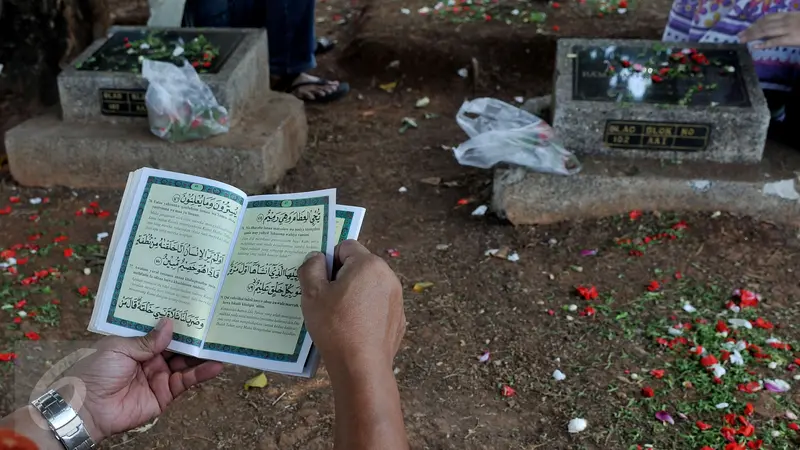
left=88, top=168, right=365, bottom=377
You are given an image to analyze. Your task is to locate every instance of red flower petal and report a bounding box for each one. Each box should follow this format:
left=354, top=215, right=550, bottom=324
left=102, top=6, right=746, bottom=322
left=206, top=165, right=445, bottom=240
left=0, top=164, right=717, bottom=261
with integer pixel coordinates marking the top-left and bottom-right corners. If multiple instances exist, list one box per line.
left=8, top=196, right=20, bottom=203
left=0, top=352, right=17, bottom=362
left=78, top=286, right=90, bottom=296
left=695, top=420, right=712, bottom=431
left=641, top=386, right=654, bottom=398
left=63, top=248, right=73, bottom=258
left=650, top=369, right=665, bottom=379
left=501, top=385, right=516, bottom=397
left=24, top=332, right=40, bottom=341
left=700, top=354, right=718, bottom=367
left=628, top=210, right=642, bottom=220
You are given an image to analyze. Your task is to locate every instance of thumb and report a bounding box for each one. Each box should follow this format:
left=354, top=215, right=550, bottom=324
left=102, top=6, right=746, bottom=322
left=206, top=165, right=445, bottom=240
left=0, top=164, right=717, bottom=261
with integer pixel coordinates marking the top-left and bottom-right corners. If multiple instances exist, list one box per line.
left=299, top=252, right=329, bottom=302
left=104, top=318, right=174, bottom=362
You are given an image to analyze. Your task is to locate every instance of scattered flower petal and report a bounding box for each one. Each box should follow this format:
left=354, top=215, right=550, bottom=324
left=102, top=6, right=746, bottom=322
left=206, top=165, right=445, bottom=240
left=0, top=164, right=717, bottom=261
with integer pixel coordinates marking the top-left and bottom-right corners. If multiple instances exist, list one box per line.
left=567, top=418, right=587, bottom=433
left=763, top=379, right=791, bottom=393
left=553, top=369, right=566, bottom=381
left=655, top=411, right=674, bottom=425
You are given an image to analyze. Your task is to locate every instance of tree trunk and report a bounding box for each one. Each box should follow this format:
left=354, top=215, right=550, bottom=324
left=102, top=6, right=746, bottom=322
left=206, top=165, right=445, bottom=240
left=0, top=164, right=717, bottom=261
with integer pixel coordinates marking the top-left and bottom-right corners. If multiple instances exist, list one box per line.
left=0, top=0, right=110, bottom=104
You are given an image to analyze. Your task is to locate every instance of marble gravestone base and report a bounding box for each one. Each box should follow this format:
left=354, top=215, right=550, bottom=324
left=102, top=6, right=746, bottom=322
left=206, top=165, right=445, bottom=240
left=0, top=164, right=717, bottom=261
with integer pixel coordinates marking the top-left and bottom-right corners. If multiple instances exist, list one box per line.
left=553, top=39, right=770, bottom=164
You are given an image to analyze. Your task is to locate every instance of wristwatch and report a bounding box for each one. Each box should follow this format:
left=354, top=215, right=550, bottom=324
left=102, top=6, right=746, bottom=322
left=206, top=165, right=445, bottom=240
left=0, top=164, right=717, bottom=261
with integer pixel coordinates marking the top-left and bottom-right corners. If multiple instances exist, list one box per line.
left=30, top=390, right=96, bottom=450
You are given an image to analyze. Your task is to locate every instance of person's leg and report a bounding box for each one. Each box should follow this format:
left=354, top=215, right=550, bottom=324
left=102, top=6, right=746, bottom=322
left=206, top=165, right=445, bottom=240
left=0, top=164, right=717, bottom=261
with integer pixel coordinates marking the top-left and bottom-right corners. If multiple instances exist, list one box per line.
left=185, top=0, right=231, bottom=27
left=264, top=0, right=316, bottom=77
left=265, top=0, right=349, bottom=102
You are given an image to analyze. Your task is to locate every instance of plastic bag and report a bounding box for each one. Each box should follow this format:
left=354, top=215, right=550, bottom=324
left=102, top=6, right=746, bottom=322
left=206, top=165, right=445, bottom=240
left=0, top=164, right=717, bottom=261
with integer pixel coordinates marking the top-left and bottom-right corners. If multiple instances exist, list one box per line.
left=453, top=98, right=581, bottom=175
left=142, top=59, right=229, bottom=142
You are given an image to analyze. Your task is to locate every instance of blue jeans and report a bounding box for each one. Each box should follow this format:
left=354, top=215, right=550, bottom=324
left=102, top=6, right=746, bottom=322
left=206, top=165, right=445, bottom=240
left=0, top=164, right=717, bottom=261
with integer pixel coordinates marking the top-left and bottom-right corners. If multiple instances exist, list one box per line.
left=186, top=0, right=317, bottom=76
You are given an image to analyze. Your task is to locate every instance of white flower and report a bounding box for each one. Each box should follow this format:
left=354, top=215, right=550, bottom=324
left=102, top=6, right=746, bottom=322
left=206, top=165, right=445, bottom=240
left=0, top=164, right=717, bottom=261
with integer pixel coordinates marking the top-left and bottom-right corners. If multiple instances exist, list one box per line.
left=418, top=6, right=431, bottom=14
left=140, top=43, right=150, bottom=50
left=83, top=268, right=92, bottom=276
left=787, top=411, right=798, bottom=420
left=730, top=350, right=744, bottom=366
left=711, top=364, right=726, bottom=378
left=29, top=197, right=42, bottom=205
left=553, top=370, right=566, bottom=381
left=400, top=8, right=411, bottom=14
left=567, top=418, right=587, bottom=433
left=398, top=186, right=408, bottom=193
left=507, top=252, right=520, bottom=263
left=568, top=304, right=578, bottom=312
left=18, top=311, right=27, bottom=318
left=682, top=303, right=697, bottom=313
left=772, top=430, right=782, bottom=438
left=172, top=46, right=184, bottom=57
left=715, top=402, right=729, bottom=409
left=668, top=326, right=683, bottom=336
left=96, top=232, right=109, bottom=242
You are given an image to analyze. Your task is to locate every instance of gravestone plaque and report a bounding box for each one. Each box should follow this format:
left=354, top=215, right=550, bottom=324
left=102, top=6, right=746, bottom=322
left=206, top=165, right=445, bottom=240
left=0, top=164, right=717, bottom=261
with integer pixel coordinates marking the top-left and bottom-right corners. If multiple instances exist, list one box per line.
left=552, top=39, right=770, bottom=164
left=58, top=26, right=269, bottom=124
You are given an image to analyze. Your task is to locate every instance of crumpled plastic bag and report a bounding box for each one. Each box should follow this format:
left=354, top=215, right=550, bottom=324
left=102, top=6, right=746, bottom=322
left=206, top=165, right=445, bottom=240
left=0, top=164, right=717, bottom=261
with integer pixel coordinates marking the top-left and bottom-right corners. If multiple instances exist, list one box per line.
left=142, top=59, right=229, bottom=142
left=453, top=98, right=580, bottom=175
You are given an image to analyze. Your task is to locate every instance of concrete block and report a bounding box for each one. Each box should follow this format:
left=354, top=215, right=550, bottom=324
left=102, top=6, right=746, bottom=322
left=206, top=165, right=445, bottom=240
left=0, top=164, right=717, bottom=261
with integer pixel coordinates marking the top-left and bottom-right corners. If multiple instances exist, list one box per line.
left=553, top=39, right=770, bottom=164
left=58, top=26, right=269, bottom=125
left=5, top=94, right=306, bottom=193
left=492, top=141, right=800, bottom=226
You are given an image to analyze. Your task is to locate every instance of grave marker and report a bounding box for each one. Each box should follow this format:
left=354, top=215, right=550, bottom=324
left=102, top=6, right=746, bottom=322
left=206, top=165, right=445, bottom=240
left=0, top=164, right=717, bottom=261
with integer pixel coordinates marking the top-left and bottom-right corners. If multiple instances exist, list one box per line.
left=58, top=26, right=266, bottom=124
left=5, top=26, right=307, bottom=192
left=552, top=39, right=770, bottom=164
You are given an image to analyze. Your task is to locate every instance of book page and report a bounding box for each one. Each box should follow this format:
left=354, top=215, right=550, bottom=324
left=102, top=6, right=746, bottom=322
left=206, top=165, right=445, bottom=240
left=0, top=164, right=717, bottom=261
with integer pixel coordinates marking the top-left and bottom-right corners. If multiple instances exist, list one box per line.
left=201, top=190, right=336, bottom=373
left=92, top=169, right=246, bottom=355
left=335, top=205, right=366, bottom=245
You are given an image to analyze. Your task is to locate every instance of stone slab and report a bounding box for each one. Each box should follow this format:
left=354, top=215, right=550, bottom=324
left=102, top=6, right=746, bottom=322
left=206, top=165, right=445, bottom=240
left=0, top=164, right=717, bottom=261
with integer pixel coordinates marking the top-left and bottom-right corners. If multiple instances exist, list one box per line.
left=5, top=94, right=306, bottom=193
left=553, top=38, right=770, bottom=164
left=492, top=140, right=800, bottom=226
left=58, top=26, right=269, bottom=125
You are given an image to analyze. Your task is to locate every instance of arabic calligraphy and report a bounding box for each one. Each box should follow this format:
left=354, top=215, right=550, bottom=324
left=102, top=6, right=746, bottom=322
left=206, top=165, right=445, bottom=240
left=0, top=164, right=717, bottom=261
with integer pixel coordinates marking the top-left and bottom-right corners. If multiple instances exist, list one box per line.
left=118, top=295, right=205, bottom=329
left=135, top=233, right=226, bottom=265
left=172, top=192, right=240, bottom=218
left=245, top=279, right=301, bottom=299
left=227, top=261, right=298, bottom=280
left=256, top=209, right=321, bottom=226
left=153, top=253, right=222, bottom=280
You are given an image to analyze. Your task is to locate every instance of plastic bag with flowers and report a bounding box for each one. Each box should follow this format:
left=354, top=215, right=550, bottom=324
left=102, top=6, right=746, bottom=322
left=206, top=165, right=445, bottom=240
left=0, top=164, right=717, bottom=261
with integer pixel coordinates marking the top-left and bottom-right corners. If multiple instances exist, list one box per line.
left=142, top=59, right=229, bottom=142
left=453, top=98, right=580, bottom=176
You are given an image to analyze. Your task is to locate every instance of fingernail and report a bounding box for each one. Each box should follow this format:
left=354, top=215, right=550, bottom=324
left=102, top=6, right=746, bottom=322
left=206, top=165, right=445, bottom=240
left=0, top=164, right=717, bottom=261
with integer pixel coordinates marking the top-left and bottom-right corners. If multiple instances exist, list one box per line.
left=155, top=318, right=168, bottom=331
left=304, top=251, right=321, bottom=263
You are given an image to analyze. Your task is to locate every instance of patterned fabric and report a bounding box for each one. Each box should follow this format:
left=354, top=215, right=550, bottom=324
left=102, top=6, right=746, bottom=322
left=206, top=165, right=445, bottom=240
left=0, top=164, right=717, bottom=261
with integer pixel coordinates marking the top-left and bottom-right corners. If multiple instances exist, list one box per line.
left=663, top=0, right=800, bottom=92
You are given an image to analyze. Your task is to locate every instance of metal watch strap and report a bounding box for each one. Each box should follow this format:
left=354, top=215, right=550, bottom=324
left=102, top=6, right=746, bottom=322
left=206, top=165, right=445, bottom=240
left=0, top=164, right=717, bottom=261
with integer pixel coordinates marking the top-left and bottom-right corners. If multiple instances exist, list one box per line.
left=31, top=390, right=96, bottom=450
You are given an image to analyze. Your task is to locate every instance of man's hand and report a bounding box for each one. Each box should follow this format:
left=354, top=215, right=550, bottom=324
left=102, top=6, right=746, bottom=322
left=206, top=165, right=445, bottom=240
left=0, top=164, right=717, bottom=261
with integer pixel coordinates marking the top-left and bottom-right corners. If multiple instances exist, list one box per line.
left=299, top=239, right=406, bottom=375
left=739, top=12, right=800, bottom=48
left=299, top=240, right=409, bottom=450
left=63, top=319, right=223, bottom=442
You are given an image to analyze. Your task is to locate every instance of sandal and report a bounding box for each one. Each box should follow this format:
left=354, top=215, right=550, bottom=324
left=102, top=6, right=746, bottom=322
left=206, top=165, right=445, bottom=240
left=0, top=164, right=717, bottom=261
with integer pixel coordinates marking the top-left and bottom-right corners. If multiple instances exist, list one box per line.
left=315, top=37, right=336, bottom=55
left=273, top=75, right=350, bottom=104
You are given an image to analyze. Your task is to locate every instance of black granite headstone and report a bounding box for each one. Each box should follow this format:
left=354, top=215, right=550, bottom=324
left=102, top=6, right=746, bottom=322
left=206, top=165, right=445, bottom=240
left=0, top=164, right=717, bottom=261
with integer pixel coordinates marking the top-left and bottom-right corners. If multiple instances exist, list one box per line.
left=78, top=30, right=244, bottom=74
left=571, top=44, right=750, bottom=107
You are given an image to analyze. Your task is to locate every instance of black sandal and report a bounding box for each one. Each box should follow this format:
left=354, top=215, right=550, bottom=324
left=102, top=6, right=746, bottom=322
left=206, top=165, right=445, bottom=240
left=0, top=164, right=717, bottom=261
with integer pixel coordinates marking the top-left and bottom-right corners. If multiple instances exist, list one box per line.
left=315, top=37, right=336, bottom=55
left=274, top=75, right=350, bottom=104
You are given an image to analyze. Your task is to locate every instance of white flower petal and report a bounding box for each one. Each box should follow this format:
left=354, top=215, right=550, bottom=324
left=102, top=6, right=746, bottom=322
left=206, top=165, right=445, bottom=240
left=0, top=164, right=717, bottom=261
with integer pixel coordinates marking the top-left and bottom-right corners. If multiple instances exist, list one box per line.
left=728, top=318, right=752, bottom=329
left=553, top=370, right=566, bottom=381
left=567, top=418, right=587, bottom=433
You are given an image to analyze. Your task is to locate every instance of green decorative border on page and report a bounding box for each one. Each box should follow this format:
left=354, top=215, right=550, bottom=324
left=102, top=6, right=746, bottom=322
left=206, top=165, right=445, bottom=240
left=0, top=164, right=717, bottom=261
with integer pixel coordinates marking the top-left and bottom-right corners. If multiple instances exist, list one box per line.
left=336, top=210, right=354, bottom=244
left=202, top=195, right=330, bottom=362
left=105, top=176, right=245, bottom=348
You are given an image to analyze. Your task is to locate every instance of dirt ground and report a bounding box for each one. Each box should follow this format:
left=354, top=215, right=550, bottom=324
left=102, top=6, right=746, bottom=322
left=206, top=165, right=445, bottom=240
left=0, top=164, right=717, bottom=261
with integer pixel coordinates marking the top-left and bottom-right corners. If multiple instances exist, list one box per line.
left=2, top=0, right=800, bottom=449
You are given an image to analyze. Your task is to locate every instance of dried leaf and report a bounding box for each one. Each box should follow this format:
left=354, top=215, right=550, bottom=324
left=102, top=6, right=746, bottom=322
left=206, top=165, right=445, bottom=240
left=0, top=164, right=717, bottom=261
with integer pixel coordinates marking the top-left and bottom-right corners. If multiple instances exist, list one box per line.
left=244, top=372, right=268, bottom=390
left=419, top=177, right=442, bottom=186
left=379, top=81, right=398, bottom=93
left=413, top=282, right=434, bottom=293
